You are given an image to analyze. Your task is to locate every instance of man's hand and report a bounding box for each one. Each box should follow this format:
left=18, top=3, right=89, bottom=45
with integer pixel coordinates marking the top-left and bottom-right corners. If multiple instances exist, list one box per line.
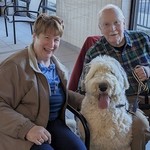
left=26, top=125, right=51, bottom=145
left=134, top=65, right=150, bottom=81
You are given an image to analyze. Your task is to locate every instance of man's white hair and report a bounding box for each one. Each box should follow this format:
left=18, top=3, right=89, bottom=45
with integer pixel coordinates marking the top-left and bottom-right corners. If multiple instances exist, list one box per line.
left=98, top=4, right=125, bottom=28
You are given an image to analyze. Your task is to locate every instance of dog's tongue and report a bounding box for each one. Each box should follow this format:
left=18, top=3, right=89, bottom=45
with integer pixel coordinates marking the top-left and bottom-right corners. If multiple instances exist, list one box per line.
left=98, top=94, right=110, bottom=109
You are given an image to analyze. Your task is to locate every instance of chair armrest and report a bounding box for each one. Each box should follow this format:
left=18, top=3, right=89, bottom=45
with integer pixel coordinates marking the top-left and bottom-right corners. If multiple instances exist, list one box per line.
left=4, top=5, right=27, bottom=11
left=67, top=104, right=90, bottom=150
left=4, top=5, right=27, bottom=15
left=139, top=93, right=150, bottom=110
left=13, top=10, right=39, bottom=16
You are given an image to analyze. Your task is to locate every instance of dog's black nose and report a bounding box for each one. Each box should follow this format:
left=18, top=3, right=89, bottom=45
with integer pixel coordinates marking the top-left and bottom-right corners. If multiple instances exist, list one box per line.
left=99, top=83, right=108, bottom=92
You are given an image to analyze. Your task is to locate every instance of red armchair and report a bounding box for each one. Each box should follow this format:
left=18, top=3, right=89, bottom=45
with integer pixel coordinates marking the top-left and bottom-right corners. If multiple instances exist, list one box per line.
left=68, top=35, right=101, bottom=91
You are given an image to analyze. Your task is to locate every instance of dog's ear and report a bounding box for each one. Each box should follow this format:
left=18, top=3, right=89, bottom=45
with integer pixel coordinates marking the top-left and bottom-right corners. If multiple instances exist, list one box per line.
left=84, top=63, right=97, bottom=83
left=84, top=64, right=91, bottom=82
left=112, top=58, right=129, bottom=90
left=119, top=67, right=129, bottom=90
left=107, top=56, right=129, bottom=90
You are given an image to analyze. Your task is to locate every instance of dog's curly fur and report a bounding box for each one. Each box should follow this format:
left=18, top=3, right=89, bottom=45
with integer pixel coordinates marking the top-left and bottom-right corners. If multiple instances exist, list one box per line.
left=79, top=55, right=132, bottom=150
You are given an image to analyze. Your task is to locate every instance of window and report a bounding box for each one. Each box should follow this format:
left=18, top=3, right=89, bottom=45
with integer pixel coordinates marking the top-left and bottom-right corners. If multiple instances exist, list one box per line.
left=131, top=0, right=150, bottom=35
left=41, top=0, right=56, bottom=15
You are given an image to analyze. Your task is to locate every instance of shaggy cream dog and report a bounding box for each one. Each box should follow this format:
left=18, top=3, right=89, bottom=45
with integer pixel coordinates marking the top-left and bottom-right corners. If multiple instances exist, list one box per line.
left=79, top=55, right=132, bottom=150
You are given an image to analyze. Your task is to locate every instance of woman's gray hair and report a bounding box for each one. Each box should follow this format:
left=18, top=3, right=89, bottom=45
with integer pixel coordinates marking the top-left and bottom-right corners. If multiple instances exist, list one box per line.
left=98, top=4, right=125, bottom=28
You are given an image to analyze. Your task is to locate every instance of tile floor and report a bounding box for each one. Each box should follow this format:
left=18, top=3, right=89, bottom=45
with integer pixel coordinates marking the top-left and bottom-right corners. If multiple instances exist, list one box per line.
left=0, top=16, right=150, bottom=149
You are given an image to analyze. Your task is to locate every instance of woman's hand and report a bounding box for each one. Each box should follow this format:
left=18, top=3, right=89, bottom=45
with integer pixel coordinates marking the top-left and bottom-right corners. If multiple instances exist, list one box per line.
left=26, top=125, right=51, bottom=145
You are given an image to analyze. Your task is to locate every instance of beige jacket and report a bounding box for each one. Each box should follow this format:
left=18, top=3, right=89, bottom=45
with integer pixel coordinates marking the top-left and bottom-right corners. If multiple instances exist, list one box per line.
left=0, top=45, right=83, bottom=150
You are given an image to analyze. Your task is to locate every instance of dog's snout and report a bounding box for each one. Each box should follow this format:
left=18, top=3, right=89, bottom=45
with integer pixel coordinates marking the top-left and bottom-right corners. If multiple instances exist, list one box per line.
left=99, top=83, right=108, bottom=92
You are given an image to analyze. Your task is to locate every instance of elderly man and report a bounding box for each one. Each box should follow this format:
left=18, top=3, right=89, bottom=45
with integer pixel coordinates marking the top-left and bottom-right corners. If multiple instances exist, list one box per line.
left=78, top=4, right=150, bottom=150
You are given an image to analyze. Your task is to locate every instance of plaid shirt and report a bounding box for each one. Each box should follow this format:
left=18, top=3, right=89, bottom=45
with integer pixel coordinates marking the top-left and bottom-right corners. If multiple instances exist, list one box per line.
left=79, top=30, right=150, bottom=95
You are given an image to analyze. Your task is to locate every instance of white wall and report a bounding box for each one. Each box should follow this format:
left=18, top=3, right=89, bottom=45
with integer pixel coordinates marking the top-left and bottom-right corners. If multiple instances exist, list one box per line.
left=57, top=0, right=131, bottom=50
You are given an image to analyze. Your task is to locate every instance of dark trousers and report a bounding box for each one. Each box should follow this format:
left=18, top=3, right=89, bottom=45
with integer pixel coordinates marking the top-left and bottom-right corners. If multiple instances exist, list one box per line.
left=30, top=119, right=86, bottom=150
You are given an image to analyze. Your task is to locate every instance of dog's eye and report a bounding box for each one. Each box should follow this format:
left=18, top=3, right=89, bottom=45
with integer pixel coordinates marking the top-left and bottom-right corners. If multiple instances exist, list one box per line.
left=110, top=71, right=115, bottom=75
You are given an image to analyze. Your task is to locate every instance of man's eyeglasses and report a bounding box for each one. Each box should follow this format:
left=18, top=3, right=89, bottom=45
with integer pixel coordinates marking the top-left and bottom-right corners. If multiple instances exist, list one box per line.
left=100, top=20, right=122, bottom=30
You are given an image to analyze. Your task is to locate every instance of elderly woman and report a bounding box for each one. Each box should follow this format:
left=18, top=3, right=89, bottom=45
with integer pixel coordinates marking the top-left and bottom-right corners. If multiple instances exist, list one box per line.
left=79, top=4, right=150, bottom=150
left=0, top=13, right=86, bottom=150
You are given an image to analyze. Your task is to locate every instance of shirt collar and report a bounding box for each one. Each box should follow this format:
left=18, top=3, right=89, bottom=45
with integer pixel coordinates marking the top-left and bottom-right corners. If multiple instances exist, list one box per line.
left=38, top=63, right=55, bottom=73
left=101, top=30, right=132, bottom=48
left=124, top=30, right=132, bottom=47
